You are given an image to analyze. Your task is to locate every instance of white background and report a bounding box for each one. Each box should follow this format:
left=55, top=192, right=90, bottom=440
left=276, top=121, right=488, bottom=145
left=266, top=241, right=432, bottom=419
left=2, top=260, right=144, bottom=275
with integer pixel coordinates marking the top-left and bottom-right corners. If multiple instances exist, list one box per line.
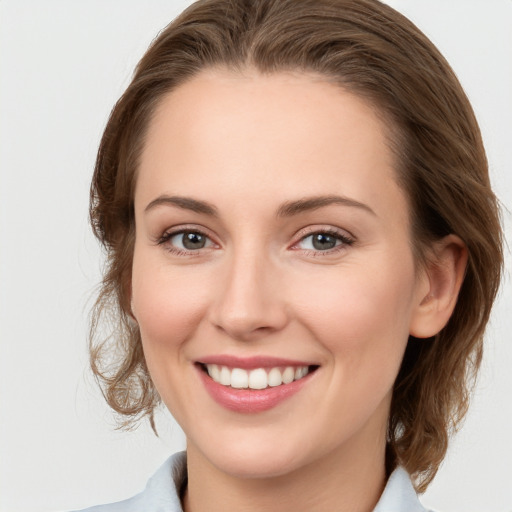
left=0, top=1, right=510, bottom=511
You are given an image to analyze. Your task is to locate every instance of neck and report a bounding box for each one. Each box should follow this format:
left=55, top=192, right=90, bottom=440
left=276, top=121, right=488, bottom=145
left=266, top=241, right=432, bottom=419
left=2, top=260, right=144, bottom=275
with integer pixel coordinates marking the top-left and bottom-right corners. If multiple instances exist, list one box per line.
left=182, top=428, right=388, bottom=512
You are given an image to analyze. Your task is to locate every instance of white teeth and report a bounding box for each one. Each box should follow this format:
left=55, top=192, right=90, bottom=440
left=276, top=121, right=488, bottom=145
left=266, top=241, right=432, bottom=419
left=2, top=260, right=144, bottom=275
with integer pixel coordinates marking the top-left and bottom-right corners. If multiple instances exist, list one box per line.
left=249, top=368, right=268, bottom=389
left=282, top=366, right=295, bottom=384
left=205, top=364, right=311, bottom=389
left=267, top=367, right=282, bottom=387
left=209, top=364, right=220, bottom=382
left=295, top=366, right=307, bottom=379
left=230, top=368, right=249, bottom=388
left=220, top=366, right=231, bottom=386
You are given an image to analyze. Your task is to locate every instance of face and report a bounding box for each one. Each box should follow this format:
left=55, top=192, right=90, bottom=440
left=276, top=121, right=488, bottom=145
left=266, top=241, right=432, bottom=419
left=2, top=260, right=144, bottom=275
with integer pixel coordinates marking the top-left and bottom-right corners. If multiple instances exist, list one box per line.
left=131, top=69, right=429, bottom=478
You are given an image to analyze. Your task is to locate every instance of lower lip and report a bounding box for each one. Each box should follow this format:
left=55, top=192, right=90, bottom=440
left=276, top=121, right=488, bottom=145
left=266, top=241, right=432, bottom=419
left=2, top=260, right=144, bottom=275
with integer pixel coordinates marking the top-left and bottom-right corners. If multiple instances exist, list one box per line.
left=197, top=367, right=314, bottom=413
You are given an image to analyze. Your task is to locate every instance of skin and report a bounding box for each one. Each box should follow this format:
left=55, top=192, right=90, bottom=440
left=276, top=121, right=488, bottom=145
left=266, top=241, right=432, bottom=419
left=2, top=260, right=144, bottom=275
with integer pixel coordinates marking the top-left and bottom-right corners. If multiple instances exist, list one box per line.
left=131, top=69, right=467, bottom=512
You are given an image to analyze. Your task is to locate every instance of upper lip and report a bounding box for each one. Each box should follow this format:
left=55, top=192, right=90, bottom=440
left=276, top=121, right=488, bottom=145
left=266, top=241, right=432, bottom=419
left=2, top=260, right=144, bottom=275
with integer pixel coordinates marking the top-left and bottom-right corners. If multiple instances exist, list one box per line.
left=197, top=355, right=317, bottom=370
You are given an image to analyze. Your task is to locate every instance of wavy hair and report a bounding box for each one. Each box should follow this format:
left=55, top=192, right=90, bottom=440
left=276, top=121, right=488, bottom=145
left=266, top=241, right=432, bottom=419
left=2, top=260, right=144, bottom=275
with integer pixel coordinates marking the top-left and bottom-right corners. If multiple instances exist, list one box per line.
left=89, top=0, right=503, bottom=492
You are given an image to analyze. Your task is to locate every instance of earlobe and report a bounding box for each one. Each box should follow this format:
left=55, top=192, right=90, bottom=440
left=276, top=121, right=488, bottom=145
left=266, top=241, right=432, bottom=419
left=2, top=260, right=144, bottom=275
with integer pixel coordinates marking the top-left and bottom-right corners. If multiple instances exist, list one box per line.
left=409, top=235, right=468, bottom=339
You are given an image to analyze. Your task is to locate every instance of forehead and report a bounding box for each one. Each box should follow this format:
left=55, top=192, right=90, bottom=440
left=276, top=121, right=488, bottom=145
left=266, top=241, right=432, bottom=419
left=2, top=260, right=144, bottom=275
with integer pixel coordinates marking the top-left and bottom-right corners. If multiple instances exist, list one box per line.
left=136, top=69, right=407, bottom=225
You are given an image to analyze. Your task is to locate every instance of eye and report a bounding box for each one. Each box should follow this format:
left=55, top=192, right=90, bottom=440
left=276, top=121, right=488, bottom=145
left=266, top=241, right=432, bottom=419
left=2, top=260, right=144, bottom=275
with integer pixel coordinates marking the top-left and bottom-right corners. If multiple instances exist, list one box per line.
left=172, top=231, right=210, bottom=250
left=295, top=230, right=354, bottom=253
left=158, top=229, right=215, bottom=253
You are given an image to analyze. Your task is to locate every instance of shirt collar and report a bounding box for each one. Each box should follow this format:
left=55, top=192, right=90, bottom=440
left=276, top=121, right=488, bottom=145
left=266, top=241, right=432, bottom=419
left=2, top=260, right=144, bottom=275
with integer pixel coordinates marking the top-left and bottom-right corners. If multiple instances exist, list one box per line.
left=373, top=466, right=430, bottom=512
left=151, top=452, right=430, bottom=512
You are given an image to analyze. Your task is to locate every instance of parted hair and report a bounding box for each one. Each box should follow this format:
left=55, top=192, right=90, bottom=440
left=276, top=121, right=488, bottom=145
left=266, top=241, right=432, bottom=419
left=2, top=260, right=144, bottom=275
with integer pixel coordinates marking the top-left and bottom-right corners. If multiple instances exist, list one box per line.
left=89, top=0, right=502, bottom=492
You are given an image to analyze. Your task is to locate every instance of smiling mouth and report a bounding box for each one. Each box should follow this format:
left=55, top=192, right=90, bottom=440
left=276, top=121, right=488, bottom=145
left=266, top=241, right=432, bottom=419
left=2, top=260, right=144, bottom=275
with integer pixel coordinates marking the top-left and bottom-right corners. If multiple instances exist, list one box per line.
left=198, top=363, right=318, bottom=390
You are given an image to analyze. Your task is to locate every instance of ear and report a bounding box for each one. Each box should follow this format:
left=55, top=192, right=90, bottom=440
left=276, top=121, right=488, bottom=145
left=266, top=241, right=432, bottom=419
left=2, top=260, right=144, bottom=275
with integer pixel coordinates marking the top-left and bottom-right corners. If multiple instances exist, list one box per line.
left=409, top=235, right=468, bottom=338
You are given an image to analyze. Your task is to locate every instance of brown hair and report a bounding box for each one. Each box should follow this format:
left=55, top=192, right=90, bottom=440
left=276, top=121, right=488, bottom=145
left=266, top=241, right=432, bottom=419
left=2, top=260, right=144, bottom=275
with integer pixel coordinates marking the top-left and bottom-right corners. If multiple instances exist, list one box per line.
left=89, top=0, right=503, bottom=491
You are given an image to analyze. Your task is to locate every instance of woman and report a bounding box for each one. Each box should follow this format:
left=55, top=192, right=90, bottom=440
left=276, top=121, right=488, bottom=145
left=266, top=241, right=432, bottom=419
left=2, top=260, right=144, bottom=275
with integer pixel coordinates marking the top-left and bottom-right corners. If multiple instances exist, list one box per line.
left=81, top=0, right=503, bottom=510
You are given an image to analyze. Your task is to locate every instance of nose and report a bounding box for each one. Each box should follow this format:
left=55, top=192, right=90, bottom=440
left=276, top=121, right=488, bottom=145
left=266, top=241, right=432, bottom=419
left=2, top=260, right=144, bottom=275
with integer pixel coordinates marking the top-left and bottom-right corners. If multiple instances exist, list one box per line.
left=209, top=249, right=289, bottom=341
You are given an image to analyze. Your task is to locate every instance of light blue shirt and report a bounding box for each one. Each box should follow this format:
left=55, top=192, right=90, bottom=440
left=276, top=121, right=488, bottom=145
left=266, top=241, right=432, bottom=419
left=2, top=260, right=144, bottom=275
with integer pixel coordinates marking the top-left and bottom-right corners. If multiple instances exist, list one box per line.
left=74, top=451, right=431, bottom=512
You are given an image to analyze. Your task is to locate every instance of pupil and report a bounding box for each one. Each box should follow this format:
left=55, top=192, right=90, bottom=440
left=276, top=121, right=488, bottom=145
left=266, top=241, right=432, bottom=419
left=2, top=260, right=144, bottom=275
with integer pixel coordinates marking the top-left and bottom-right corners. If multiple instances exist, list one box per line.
left=183, top=232, right=206, bottom=249
left=312, top=233, right=336, bottom=250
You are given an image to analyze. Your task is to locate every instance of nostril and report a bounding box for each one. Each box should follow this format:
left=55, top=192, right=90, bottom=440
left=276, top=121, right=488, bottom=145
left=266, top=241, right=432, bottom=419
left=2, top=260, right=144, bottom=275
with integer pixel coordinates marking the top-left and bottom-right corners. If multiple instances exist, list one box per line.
left=212, top=317, right=280, bottom=341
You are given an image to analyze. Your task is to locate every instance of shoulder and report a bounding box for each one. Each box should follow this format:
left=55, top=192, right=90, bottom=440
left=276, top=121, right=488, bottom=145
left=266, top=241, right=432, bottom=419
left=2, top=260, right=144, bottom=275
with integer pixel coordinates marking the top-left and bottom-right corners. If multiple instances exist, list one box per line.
left=71, top=451, right=187, bottom=512
left=71, top=455, right=433, bottom=512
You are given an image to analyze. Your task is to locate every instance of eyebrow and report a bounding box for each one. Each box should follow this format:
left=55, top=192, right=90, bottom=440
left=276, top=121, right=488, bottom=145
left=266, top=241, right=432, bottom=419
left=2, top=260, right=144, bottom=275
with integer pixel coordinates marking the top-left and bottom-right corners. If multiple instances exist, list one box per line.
left=144, top=194, right=376, bottom=217
left=276, top=195, right=376, bottom=217
left=144, top=195, right=218, bottom=216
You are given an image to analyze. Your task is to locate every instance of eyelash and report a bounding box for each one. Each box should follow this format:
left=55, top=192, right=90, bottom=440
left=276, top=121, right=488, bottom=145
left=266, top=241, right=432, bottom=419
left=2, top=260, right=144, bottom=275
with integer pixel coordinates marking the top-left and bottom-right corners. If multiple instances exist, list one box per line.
left=157, top=227, right=216, bottom=256
left=157, top=227, right=355, bottom=257
left=293, top=229, right=355, bottom=257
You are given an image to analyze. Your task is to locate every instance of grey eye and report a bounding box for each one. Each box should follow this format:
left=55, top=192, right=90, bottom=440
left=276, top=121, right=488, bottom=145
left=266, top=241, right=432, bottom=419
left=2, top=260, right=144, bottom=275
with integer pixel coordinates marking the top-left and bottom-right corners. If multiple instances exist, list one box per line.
left=170, top=231, right=210, bottom=250
left=299, top=232, right=341, bottom=251
left=311, top=233, right=338, bottom=250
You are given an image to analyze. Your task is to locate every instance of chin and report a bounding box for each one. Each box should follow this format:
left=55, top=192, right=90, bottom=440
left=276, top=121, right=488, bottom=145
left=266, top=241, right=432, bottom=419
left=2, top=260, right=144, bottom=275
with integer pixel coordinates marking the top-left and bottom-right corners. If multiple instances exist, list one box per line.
left=215, top=452, right=305, bottom=480
left=193, top=433, right=312, bottom=479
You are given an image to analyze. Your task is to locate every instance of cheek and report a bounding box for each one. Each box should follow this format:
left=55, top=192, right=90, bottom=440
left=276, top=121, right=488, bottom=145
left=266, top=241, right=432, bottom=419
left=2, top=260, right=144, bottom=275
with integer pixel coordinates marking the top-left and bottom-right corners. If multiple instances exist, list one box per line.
left=131, top=256, right=212, bottom=348
left=290, top=260, right=417, bottom=430
left=289, top=259, right=417, bottom=364
left=130, top=256, right=214, bottom=418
